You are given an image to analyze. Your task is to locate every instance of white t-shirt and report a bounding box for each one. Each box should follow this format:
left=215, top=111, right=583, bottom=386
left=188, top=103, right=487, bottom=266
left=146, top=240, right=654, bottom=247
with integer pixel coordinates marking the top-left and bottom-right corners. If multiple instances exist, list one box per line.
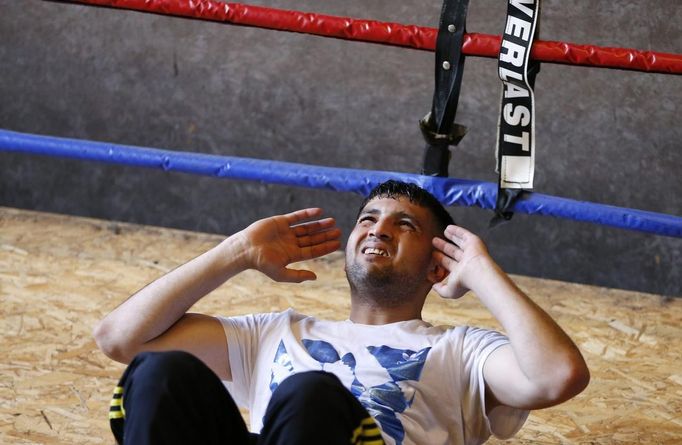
left=219, top=309, right=528, bottom=445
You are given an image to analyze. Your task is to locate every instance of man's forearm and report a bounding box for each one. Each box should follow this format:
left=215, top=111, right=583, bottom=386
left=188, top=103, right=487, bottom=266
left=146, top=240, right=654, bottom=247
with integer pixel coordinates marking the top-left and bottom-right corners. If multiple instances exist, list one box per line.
left=93, top=234, right=248, bottom=362
left=432, top=225, right=589, bottom=407
left=471, top=257, right=588, bottom=398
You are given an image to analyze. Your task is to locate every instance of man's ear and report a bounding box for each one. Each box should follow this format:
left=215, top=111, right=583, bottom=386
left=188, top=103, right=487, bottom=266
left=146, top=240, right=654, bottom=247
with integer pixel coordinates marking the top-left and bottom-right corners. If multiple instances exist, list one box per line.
left=427, top=261, right=448, bottom=284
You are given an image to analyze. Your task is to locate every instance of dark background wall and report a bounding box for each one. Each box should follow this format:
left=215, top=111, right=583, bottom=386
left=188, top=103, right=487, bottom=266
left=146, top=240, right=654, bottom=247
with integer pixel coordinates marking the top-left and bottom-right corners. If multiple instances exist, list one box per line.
left=1, top=0, right=680, bottom=296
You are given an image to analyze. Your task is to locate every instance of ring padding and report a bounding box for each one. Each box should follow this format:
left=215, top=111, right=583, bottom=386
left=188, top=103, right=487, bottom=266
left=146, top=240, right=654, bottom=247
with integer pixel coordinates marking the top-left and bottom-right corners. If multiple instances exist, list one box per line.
left=1, top=129, right=680, bottom=238
left=61, top=0, right=682, bottom=75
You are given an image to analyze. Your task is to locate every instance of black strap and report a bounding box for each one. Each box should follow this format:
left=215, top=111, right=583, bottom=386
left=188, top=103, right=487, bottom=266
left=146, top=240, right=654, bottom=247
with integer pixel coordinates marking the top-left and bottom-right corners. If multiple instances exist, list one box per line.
left=491, top=0, right=541, bottom=225
left=420, top=0, right=470, bottom=177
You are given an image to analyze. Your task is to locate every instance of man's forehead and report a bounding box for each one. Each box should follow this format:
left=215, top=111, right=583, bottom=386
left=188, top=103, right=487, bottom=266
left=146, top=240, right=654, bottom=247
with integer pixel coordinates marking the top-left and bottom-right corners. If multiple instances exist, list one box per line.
left=357, top=196, right=443, bottom=236
left=360, top=197, right=429, bottom=219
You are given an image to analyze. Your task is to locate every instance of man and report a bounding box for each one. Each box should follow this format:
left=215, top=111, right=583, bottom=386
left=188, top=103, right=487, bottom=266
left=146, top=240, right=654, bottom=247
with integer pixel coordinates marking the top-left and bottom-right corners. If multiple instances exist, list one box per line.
left=94, top=180, right=589, bottom=445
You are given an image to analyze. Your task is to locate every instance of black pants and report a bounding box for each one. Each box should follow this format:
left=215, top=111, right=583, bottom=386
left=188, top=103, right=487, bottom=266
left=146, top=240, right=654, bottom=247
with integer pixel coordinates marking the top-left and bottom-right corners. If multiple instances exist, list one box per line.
left=110, top=351, right=384, bottom=445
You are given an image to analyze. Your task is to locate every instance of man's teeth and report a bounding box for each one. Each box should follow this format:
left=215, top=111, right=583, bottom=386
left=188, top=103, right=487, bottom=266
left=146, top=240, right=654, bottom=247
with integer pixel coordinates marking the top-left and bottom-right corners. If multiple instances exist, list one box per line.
left=364, top=247, right=388, bottom=257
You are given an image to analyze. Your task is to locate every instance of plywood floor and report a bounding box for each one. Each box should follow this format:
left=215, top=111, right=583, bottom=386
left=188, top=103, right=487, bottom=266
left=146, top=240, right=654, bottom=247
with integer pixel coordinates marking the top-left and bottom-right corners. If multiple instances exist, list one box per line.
left=1, top=207, right=681, bottom=444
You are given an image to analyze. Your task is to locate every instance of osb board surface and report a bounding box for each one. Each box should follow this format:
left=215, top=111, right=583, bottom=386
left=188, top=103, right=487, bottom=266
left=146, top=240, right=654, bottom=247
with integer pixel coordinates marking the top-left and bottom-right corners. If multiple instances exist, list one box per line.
left=1, top=206, right=681, bottom=444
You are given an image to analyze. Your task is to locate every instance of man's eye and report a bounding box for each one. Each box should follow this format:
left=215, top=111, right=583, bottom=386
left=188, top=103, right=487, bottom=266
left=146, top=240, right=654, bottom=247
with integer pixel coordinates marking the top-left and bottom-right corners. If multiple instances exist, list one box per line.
left=399, top=221, right=416, bottom=230
left=358, top=216, right=375, bottom=224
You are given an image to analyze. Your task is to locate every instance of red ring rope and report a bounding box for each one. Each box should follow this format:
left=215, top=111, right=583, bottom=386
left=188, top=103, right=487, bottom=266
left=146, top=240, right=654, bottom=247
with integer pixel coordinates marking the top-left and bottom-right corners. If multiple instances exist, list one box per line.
left=64, top=0, right=682, bottom=75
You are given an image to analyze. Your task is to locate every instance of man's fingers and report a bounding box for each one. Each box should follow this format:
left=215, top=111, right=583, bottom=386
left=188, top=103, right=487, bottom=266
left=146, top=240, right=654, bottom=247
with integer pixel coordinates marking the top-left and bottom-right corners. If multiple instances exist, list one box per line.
left=272, top=239, right=339, bottom=282
left=432, top=237, right=463, bottom=262
left=302, top=240, right=341, bottom=260
left=296, top=228, right=342, bottom=248
left=432, top=282, right=448, bottom=296
left=292, top=218, right=337, bottom=237
left=432, top=281, right=468, bottom=300
left=284, top=208, right=324, bottom=225
left=443, top=224, right=470, bottom=245
left=432, top=237, right=448, bottom=250
left=276, top=268, right=317, bottom=283
left=432, top=251, right=456, bottom=271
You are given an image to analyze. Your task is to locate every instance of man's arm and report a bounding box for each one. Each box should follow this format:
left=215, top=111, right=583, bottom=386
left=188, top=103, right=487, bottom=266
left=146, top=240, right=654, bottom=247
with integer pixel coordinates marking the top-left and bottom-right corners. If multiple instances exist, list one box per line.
left=431, top=225, right=589, bottom=411
left=93, top=208, right=341, bottom=380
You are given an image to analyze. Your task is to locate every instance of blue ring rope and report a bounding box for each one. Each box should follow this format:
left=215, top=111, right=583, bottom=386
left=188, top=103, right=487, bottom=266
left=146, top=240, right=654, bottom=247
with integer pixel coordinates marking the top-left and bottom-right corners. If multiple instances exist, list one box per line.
left=1, top=128, right=681, bottom=238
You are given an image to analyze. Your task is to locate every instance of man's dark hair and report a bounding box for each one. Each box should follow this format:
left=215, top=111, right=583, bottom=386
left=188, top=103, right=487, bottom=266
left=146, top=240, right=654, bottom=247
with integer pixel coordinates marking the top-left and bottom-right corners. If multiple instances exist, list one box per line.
left=356, top=180, right=455, bottom=234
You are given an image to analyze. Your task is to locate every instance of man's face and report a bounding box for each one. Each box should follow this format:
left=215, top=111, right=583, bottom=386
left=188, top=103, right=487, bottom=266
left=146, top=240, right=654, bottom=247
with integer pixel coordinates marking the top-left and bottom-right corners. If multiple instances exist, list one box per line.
left=344, top=197, right=440, bottom=299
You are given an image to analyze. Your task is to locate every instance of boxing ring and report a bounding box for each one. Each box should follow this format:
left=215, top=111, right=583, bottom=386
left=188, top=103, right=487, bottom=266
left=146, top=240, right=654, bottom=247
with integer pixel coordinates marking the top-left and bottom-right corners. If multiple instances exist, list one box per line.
left=2, top=0, right=682, bottom=237
left=1, top=1, right=682, bottom=444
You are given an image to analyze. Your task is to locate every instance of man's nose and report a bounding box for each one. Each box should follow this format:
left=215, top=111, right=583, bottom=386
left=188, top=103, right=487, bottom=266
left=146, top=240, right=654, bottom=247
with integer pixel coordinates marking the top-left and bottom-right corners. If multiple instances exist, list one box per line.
left=369, top=219, right=392, bottom=240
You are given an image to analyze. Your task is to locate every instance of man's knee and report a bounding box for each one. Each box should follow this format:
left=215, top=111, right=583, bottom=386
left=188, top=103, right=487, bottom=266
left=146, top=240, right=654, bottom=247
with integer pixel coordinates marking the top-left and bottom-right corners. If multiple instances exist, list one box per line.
left=273, top=371, right=350, bottom=407
left=262, top=371, right=376, bottom=444
left=129, top=350, right=205, bottom=380
left=120, top=350, right=228, bottom=422
left=115, top=351, right=249, bottom=444
left=124, top=350, right=216, bottom=399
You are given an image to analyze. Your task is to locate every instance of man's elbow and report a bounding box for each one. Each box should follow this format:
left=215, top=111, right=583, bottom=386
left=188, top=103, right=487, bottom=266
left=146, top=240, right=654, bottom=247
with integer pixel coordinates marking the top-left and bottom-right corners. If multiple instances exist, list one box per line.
left=561, top=359, right=590, bottom=399
left=93, top=320, right=134, bottom=364
left=544, top=356, right=590, bottom=405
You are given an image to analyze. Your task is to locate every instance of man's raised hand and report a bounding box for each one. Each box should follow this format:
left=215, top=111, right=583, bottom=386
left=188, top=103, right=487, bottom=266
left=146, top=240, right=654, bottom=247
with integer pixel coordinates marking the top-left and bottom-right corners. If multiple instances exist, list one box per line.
left=431, top=225, right=492, bottom=300
left=238, top=208, right=341, bottom=283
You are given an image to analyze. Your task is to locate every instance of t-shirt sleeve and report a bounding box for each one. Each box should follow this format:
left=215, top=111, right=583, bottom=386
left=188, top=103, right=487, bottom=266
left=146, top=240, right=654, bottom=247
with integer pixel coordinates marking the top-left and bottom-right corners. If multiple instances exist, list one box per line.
left=218, top=311, right=285, bottom=408
left=459, top=326, right=529, bottom=441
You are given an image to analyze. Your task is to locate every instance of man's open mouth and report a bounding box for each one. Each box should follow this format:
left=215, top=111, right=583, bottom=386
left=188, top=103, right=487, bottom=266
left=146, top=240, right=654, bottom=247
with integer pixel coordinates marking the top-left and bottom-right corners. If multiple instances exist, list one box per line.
left=362, top=247, right=389, bottom=257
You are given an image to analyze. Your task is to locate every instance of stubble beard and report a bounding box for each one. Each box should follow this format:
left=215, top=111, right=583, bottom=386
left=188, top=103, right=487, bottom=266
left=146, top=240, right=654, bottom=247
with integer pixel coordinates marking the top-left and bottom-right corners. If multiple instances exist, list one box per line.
left=345, top=261, right=424, bottom=308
